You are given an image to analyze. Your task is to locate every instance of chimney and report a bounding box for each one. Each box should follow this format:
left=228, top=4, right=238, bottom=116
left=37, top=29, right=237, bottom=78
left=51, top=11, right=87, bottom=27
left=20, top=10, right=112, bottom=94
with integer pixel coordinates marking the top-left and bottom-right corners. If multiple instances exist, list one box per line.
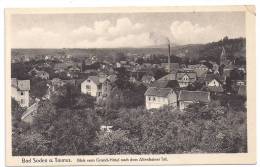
left=168, top=43, right=171, bottom=73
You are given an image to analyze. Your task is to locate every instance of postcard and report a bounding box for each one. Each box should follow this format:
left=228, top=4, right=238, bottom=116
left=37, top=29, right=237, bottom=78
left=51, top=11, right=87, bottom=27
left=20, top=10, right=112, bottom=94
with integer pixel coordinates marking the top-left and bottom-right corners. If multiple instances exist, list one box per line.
left=5, top=5, right=256, bottom=166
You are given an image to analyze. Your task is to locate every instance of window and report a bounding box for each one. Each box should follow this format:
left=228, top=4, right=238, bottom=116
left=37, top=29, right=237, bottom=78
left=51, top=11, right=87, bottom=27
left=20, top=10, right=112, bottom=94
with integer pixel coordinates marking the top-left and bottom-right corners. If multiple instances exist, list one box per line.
left=153, top=97, right=156, bottom=101
left=20, top=92, right=24, bottom=96
left=148, top=97, right=151, bottom=101
left=86, top=85, right=91, bottom=90
left=20, top=99, right=24, bottom=104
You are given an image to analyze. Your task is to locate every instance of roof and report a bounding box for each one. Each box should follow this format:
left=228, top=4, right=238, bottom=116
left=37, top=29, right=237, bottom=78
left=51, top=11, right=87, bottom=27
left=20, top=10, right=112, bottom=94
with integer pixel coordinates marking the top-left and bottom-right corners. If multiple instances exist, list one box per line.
left=151, top=80, right=179, bottom=90
left=88, top=76, right=100, bottom=85
left=178, top=90, right=210, bottom=103
left=141, top=75, right=154, bottom=82
left=12, top=79, right=30, bottom=91
left=21, top=102, right=38, bottom=120
left=144, top=87, right=173, bottom=97
left=208, top=86, right=224, bottom=93
left=205, top=73, right=222, bottom=83
left=176, top=71, right=197, bottom=82
left=159, top=73, right=176, bottom=81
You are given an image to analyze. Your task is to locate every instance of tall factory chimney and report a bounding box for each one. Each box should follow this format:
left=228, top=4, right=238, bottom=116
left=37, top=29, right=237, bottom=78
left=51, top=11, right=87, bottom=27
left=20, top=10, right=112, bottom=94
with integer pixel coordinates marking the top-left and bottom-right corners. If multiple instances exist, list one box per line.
left=167, top=43, right=171, bottom=73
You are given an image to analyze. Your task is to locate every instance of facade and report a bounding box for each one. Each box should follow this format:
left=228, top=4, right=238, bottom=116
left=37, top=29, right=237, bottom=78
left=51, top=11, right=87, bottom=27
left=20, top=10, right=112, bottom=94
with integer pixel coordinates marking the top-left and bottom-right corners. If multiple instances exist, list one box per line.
left=178, top=90, right=210, bottom=110
left=11, top=78, right=30, bottom=107
left=81, top=76, right=100, bottom=97
left=145, top=87, right=177, bottom=110
left=81, top=76, right=111, bottom=98
left=176, top=70, right=197, bottom=88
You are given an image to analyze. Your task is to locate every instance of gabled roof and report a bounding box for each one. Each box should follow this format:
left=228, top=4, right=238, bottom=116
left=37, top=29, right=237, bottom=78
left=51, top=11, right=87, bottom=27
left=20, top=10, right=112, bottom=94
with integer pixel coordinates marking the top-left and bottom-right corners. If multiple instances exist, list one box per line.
left=176, top=70, right=197, bottom=82
left=88, top=76, right=100, bottom=85
left=12, top=78, right=30, bottom=91
left=151, top=80, right=179, bottom=90
left=145, top=87, right=173, bottom=97
left=179, top=90, right=210, bottom=103
left=141, top=75, right=154, bottom=82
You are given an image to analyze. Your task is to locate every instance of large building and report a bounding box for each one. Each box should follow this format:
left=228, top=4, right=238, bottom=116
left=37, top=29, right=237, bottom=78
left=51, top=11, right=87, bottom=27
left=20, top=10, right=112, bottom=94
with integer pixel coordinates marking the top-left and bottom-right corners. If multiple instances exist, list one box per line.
left=144, top=87, right=177, bottom=110
left=11, top=78, right=30, bottom=107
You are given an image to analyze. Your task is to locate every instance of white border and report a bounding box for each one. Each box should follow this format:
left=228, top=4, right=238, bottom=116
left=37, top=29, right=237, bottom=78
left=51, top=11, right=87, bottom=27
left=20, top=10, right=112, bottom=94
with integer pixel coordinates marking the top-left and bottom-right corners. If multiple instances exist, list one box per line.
left=0, top=0, right=258, bottom=167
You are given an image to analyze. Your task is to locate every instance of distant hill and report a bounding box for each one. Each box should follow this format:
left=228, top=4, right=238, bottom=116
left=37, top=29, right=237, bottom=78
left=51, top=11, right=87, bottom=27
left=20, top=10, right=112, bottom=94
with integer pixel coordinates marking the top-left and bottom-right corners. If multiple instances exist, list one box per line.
left=12, top=37, right=246, bottom=64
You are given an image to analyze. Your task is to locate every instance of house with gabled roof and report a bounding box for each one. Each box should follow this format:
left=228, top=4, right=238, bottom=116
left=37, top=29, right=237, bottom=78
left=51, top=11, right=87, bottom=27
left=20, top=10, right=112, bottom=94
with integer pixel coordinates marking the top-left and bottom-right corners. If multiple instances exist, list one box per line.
left=178, top=90, right=210, bottom=110
left=176, top=70, right=197, bottom=88
left=11, top=78, right=30, bottom=107
left=141, top=75, right=155, bottom=85
left=144, top=87, right=177, bottom=110
left=81, top=76, right=112, bottom=98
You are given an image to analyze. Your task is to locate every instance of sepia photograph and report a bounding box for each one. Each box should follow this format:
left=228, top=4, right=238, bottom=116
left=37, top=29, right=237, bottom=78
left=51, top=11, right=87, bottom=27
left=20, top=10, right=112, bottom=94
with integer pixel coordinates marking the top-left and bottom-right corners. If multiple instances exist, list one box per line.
left=5, top=6, right=256, bottom=166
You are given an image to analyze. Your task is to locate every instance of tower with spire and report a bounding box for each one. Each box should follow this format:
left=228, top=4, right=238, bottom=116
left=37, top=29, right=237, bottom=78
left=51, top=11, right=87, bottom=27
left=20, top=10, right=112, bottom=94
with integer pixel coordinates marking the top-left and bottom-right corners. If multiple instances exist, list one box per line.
left=220, top=46, right=228, bottom=66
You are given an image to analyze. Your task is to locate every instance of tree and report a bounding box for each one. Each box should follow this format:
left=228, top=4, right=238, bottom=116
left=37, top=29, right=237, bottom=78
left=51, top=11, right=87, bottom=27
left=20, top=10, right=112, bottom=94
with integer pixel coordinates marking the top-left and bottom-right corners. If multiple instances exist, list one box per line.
left=31, top=78, right=48, bottom=98
left=50, top=108, right=100, bottom=155
left=96, top=130, right=137, bottom=154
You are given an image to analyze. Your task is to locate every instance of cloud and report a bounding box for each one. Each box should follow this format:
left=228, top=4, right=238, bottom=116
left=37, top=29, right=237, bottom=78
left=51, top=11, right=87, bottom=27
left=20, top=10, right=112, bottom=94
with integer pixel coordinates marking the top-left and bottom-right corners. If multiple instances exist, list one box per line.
left=71, top=17, right=144, bottom=42
left=75, top=32, right=154, bottom=48
left=170, top=21, right=222, bottom=44
left=14, top=27, right=62, bottom=48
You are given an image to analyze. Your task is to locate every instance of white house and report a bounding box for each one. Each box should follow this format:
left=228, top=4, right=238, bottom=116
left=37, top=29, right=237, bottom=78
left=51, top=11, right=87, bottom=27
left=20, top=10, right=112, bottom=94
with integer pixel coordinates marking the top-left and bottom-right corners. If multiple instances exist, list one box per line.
left=178, top=90, right=210, bottom=110
left=11, top=78, right=30, bottom=107
left=81, top=76, right=111, bottom=98
left=144, top=87, right=177, bottom=110
left=81, top=76, right=100, bottom=97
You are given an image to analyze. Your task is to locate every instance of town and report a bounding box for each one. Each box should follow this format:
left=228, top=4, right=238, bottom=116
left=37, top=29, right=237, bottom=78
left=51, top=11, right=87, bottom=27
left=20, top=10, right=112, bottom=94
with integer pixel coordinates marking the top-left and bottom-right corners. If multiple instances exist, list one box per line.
left=11, top=37, right=247, bottom=155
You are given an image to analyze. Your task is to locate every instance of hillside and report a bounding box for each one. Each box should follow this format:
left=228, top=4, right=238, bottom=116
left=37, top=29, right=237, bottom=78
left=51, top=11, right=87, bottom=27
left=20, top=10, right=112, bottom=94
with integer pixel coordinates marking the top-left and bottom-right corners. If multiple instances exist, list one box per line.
left=12, top=37, right=246, bottom=64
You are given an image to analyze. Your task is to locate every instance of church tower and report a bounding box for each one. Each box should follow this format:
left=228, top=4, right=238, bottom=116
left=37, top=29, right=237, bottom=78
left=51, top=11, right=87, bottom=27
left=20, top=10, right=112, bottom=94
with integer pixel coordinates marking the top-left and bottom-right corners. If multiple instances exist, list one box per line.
left=220, top=46, right=227, bottom=66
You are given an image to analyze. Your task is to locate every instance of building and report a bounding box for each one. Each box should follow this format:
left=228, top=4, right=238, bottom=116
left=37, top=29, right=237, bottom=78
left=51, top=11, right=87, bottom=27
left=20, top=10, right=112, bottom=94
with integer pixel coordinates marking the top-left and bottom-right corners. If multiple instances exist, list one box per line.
left=35, top=71, right=49, bottom=80
left=81, top=76, right=111, bottom=98
left=141, top=75, right=155, bottom=85
left=11, top=78, right=30, bottom=107
left=178, top=90, right=211, bottom=110
left=176, top=70, right=197, bottom=88
left=144, top=87, right=177, bottom=110
left=220, top=47, right=230, bottom=66
left=188, top=64, right=208, bottom=78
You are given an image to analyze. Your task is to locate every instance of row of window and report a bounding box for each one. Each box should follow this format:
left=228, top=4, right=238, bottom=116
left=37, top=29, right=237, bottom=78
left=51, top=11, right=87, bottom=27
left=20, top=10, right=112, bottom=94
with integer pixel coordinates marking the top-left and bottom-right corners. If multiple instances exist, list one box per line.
left=147, top=96, right=167, bottom=102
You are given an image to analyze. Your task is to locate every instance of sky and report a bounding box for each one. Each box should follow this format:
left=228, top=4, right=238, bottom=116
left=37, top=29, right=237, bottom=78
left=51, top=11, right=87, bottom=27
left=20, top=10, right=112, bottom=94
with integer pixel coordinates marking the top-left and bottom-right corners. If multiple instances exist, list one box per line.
left=11, top=12, right=245, bottom=48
